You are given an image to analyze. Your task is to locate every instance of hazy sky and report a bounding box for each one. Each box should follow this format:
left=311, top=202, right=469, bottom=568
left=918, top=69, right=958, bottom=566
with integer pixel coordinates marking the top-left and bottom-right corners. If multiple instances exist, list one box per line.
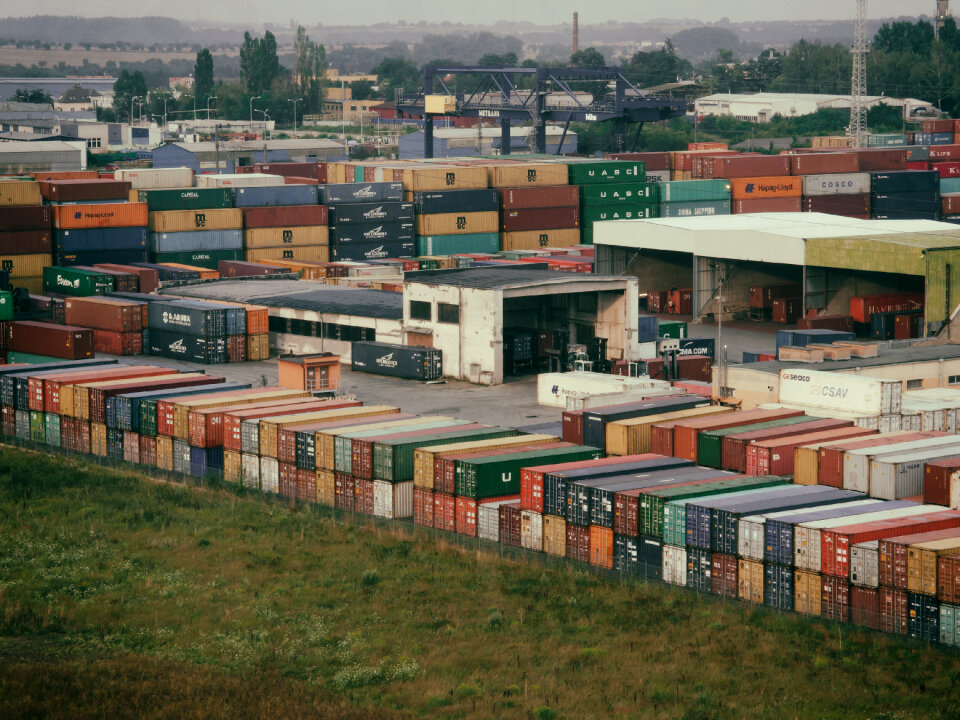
left=0, top=0, right=928, bottom=26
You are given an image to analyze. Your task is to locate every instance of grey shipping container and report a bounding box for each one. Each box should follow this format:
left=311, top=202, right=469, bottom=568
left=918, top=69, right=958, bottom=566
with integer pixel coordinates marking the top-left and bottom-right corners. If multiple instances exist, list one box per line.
left=351, top=341, right=443, bottom=380
left=232, top=185, right=319, bottom=207
left=147, top=329, right=227, bottom=364
left=413, top=189, right=499, bottom=214
left=582, top=396, right=712, bottom=450
left=319, top=183, right=404, bottom=204
left=148, top=300, right=225, bottom=337
left=149, top=230, right=243, bottom=253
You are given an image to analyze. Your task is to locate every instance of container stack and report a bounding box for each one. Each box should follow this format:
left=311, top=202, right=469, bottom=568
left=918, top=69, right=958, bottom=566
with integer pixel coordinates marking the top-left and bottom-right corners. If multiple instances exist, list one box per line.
left=0, top=179, right=48, bottom=294
left=63, top=296, right=146, bottom=355
left=573, top=160, right=655, bottom=245
left=238, top=183, right=328, bottom=265
left=710, top=155, right=800, bottom=214
left=488, top=162, right=576, bottom=251
left=870, top=170, right=940, bottom=220
left=146, top=298, right=229, bottom=364
left=50, top=189, right=148, bottom=270
left=321, top=182, right=410, bottom=262
left=414, top=189, right=499, bottom=256
left=140, top=187, right=240, bottom=270
left=801, top=171, right=871, bottom=219
left=658, top=179, right=731, bottom=218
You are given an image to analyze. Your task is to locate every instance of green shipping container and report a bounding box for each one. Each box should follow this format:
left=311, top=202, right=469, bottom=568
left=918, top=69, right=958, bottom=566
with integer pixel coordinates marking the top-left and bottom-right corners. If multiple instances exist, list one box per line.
left=139, top=400, right=159, bottom=437
left=6, top=351, right=63, bottom=364
left=659, top=201, right=731, bottom=218
left=639, top=475, right=789, bottom=538
left=942, top=178, right=960, bottom=194
left=150, top=249, right=243, bottom=269
left=456, top=445, right=602, bottom=499
left=333, top=418, right=469, bottom=474
left=375, top=427, right=518, bottom=483
left=657, top=320, right=687, bottom=339
left=567, top=161, right=645, bottom=185
left=697, top=416, right=816, bottom=469
left=29, top=410, right=45, bottom=443
left=45, top=412, right=61, bottom=447
left=0, top=291, right=13, bottom=321
left=415, top=232, right=500, bottom=256
left=661, top=485, right=787, bottom=546
left=137, top=187, right=233, bottom=211
left=659, top=180, right=731, bottom=203
left=580, top=204, right=657, bottom=223
left=42, top=266, right=114, bottom=297
left=579, top=182, right=658, bottom=204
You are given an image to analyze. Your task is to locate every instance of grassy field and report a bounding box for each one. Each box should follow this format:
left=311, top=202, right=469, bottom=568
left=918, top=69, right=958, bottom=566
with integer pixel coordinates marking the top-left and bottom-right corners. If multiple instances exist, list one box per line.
left=2, top=446, right=960, bottom=719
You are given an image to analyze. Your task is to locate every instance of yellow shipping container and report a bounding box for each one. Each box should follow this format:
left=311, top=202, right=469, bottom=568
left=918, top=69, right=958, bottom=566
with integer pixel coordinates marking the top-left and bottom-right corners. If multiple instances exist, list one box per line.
left=907, top=538, right=960, bottom=595
left=169, top=389, right=312, bottom=439
left=224, top=450, right=242, bottom=484
left=500, top=227, right=580, bottom=250
left=148, top=208, right=243, bottom=232
left=0, top=179, right=42, bottom=206
left=259, top=406, right=400, bottom=458
left=793, top=444, right=822, bottom=485
left=738, top=559, right=764, bottom=604
left=543, top=514, right=566, bottom=557
left=315, top=469, right=334, bottom=505
left=0, top=253, right=50, bottom=278
left=156, top=435, right=174, bottom=471
left=671, top=170, right=693, bottom=181
left=794, top=570, right=822, bottom=616
left=487, top=163, right=569, bottom=188
left=244, top=225, right=329, bottom=249
left=399, top=166, right=488, bottom=191
left=14, top=276, right=42, bottom=294
left=90, top=422, right=107, bottom=457
left=325, top=163, right=349, bottom=184
left=244, top=245, right=329, bottom=264
left=413, top=433, right=558, bottom=489
left=415, top=211, right=498, bottom=236
left=605, top=405, right=728, bottom=456
left=247, top=334, right=270, bottom=361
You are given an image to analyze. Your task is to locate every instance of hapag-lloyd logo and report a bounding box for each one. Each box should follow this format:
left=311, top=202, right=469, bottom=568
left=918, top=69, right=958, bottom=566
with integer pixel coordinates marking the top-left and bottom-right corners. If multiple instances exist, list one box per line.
left=744, top=180, right=796, bottom=194
left=376, top=352, right=398, bottom=368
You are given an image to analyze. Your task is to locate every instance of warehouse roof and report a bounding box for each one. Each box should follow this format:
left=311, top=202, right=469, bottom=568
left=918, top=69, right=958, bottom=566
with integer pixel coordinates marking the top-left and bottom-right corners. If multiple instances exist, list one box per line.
left=0, top=140, right=82, bottom=153
left=740, top=343, right=960, bottom=375
left=160, top=279, right=403, bottom=320
left=164, top=139, right=344, bottom=153
left=405, top=265, right=627, bottom=291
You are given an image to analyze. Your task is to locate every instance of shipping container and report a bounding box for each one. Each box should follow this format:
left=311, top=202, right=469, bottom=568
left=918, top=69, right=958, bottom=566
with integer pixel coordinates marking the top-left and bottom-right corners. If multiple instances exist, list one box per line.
left=233, top=184, right=318, bottom=208
left=844, top=435, right=960, bottom=493
left=52, top=203, right=147, bottom=230
left=351, top=342, right=442, bottom=381
left=115, top=168, right=193, bottom=189
left=673, top=408, right=804, bottom=462
left=7, top=321, right=93, bottom=360
left=413, top=188, right=500, bottom=214
left=746, top=426, right=873, bottom=476
left=582, top=396, right=712, bottom=451
left=136, top=187, right=232, bottom=212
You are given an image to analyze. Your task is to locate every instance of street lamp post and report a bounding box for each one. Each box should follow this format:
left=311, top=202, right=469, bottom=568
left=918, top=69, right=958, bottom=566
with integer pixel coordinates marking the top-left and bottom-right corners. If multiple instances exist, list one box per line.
left=257, top=110, right=271, bottom=142
left=288, top=98, right=300, bottom=137
left=206, top=96, right=217, bottom=120
left=130, top=95, right=140, bottom=126
left=249, top=95, right=260, bottom=125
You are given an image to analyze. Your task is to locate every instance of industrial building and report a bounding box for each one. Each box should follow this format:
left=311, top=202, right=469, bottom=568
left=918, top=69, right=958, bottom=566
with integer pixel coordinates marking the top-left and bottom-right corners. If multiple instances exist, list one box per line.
left=398, top=126, right=577, bottom=159
left=0, top=140, right=86, bottom=172
left=151, top=138, right=345, bottom=173
left=694, top=93, right=936, bottom=122
left=594, top=213, right=960, bottom=336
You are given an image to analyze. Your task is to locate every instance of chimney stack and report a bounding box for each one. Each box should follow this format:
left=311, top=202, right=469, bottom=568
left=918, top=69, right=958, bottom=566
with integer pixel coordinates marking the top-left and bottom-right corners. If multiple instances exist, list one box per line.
left=573, top=12, right=579, bottom=55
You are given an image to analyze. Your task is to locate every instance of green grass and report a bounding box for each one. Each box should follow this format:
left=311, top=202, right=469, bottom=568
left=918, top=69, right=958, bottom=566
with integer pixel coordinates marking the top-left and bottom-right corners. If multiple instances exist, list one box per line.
left=2, top=446, right=960, bottom=719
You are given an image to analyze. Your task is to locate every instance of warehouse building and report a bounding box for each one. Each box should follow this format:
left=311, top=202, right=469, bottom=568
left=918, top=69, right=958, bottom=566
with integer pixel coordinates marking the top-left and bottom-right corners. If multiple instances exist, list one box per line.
left=694, top=93, right=935, bottom=122
left=398, top=126, right=577, bottom=159
left=594, top=213, right=960, bottom=336
left=0, top=140, right=85, bottom=173
left=152, top=138, right=345, bottom=173
left=402, top=266, right=638, bottom=385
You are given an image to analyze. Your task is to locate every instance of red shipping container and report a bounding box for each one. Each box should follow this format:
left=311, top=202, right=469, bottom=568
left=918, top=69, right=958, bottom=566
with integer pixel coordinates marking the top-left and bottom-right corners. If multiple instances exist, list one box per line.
left=358, top=477, right=374, bottom=515
left=673, top=408, right=805, bottom=462
left=771, top=297, right=803, bottom=323
left=938, top=554, right=960, bottom=603
left=692, top=152, right=741, bottom=178
left=821, top=574, right=850, bottom=622
left=849, top=292, right=924, bottom=323
left=929, top=144, right=960, bottom=160
left=707, top=155, right=791, bottom=179
left=561, top=410, right=583, bottom=444
left=253, top=162, right=322, bottom=179
left=722, top=418, right=852, bottom=473
left=52, top=202, right=147, bottom=229
left=520, top=453, right=658, bottom=513
left=139, top=435, right=157, bottom=467
left=711, top=553, right=738, bottom=597
left=296, top=468, right=316, bottom=503
left=502, top=206, right=578, bottom=231
left=893, top=313, right=921, bottom=340
left=0, top=229, right=50, bottom=254
left=932, top=162, right=960, bottom=178
left=499, top=502, right=522, bottom=547
left=821, top=510, right=960, bottom=578
left=218, top=260, right=289, bottom=278
left=922, top=119, right=956, bottom=134
left=499, top=186, right=580, bottom=209
left=647, top=290, right=667, bottom=313
left=434, top=492, right=455, bottom=532
left=850, top=585, right=880, bottom=629
left=605, top=152, right=670, bottom=170
left=802, top=194, right=871, bottom=216
left=925, top=457, right=960, bottom=506
left=855, top=149, right=908, bottom=171
left=818, top=432, right=937, bottom=488
left=645, top=358, right=665, bottom=380
left=943, top=195, right=960, bottom=214
left=1, top=404, right=15, bottom=436
left=123, top=430, right=140, bottom=464
left=650, top=422, right=678, bottom=456
left=38, top=365, right=174, bottom=414
left=456, top=496, right=477, bottom=536
left=745, top=426, right=874, bottom=476
left=226, top=335, right=246, bottom=363
left=566, top=522, right=590, bottom=563
left=38, top=179, right=131, bottom=202
left=749, top=284, right=802, bottom=309
left=64, top=297, right=143, bottom=332
left=218, top=399, right=350, bottom=451
left=414, top=486, right=435, bottom=527
left=789, top=153, right=859, bottom=175
left=7, top=321, right=93, bottom=360
left=796, top=314, right=854, bottom=332
left=675, top=356, right=712, bottom=383
left=279, top=462, right=298, bottom=497
left=907, top=161, right=931, bottom=171
left=0, top=205, right=51, bottom=231
left=94, top=263, right=159, bottom=293
left=334, top=472, right=355, bottom=510
left=879, top=586, right=909, bottom=635
left=879, top=527, right=960, bottom=589
left=92, top=330, right=142, bottom=355
left=668, top=288, right=692, bottom=315
left=241, top=205, right=328, bottom=228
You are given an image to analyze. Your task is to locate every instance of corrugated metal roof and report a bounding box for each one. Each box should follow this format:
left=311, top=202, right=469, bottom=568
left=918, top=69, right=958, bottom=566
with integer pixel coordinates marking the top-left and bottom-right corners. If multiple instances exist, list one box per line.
left=742, top=343, right=960, bottom=375
left=166, top=139, right=344, bottom=153
left=404, top=266, right=624, bottom=290
left=160, top=279, right=403, bottom=320
left=0, top=140, right=83, bottom=153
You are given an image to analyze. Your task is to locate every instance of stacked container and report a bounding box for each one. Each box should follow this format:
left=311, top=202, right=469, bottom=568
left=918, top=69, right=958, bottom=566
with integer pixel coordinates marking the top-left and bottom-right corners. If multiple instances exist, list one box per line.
left=146, top=299, right=229, bottom=364
left=321, top=183, right=410, bottom=262
left=658, top=179, right=731, bottom=218
left=140, top=187, right=240, bottom=270
left=486, top=162, right=576, bottom=250
left=801, top=170, right=871, bottom=219
left=576, top=169, right=656, bottom=245
left=870, top=171, right=940, bottom=220
left=414, top=188, right=499, bottom=256
left=0, top=180, right=49, bottom=293
left=237, top=184, right=328, bottom=265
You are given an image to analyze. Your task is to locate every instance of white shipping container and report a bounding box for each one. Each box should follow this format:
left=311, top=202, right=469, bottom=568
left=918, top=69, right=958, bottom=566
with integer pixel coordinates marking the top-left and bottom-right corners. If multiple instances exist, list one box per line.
left=520, top=510, right=543, bottom=551
left=901, top=411, right=923, bottom=431
left=800, top=172, right=871, bottom=196
left=843, top=435, right=960, bottom=493
left=372, top=480, right=413, bottom=519
left=195, top=173, right=285, bottom=188
left=115, top=167, right=194, bottom=189
left=794, top=505, right=941, bottom=571
left=662, top=545, right=687, bottom=586
left=172, top=438, right=191, bottom=475
left=879, top=414, right=902, bottom=433
left=240, top=419, right=260, bottom=455
left=738, top=516, right=767, bottom=561
left=949, top=471, right=960, bottom=509
left=241, top=453, right=260, bottom=489
left=870, top=445, right=960, bottom=500
left=778, top=369, right=901, bottom=416
left=537, top=371, right=670, bottom=408
left=260, top=456, right=279, bottom=493
left=478, top=499, right=514, bottom=542
left=850, top=540, right=879, bottom=587
left=646, top=169, right=671, bottom=183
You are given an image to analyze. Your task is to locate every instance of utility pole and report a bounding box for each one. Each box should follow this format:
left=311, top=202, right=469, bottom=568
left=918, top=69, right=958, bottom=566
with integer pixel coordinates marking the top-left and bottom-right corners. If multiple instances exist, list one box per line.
left=288, top=98, right=300, bottom=137
left=847, top=0, right=869, bottom=148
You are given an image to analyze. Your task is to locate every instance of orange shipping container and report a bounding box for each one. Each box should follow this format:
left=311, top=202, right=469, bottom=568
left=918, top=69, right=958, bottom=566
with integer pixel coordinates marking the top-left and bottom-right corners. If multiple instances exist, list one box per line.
left=53, top=202, right=148, bottom=229
left=729, top=176, right=802, bottom=200
left=589, top=525, right=614, bottom=569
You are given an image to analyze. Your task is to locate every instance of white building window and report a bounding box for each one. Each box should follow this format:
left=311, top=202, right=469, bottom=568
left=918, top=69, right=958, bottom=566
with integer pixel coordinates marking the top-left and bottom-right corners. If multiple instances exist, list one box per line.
left=86, top=138, right=101, bottom=149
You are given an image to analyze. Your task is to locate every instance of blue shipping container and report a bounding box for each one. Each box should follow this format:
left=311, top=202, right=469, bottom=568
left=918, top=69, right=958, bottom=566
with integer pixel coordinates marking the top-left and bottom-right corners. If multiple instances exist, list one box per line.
left=56, top=249, right=148, bottom=266
left=232, top=184, right=319, bottom=207
left=190, top=445, right=224, bottom=477
left=55, top=227, right=147, bottom=252
left=637, top=314, right=659, bottom=343
left=149, top=229, right=243, bottom=253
